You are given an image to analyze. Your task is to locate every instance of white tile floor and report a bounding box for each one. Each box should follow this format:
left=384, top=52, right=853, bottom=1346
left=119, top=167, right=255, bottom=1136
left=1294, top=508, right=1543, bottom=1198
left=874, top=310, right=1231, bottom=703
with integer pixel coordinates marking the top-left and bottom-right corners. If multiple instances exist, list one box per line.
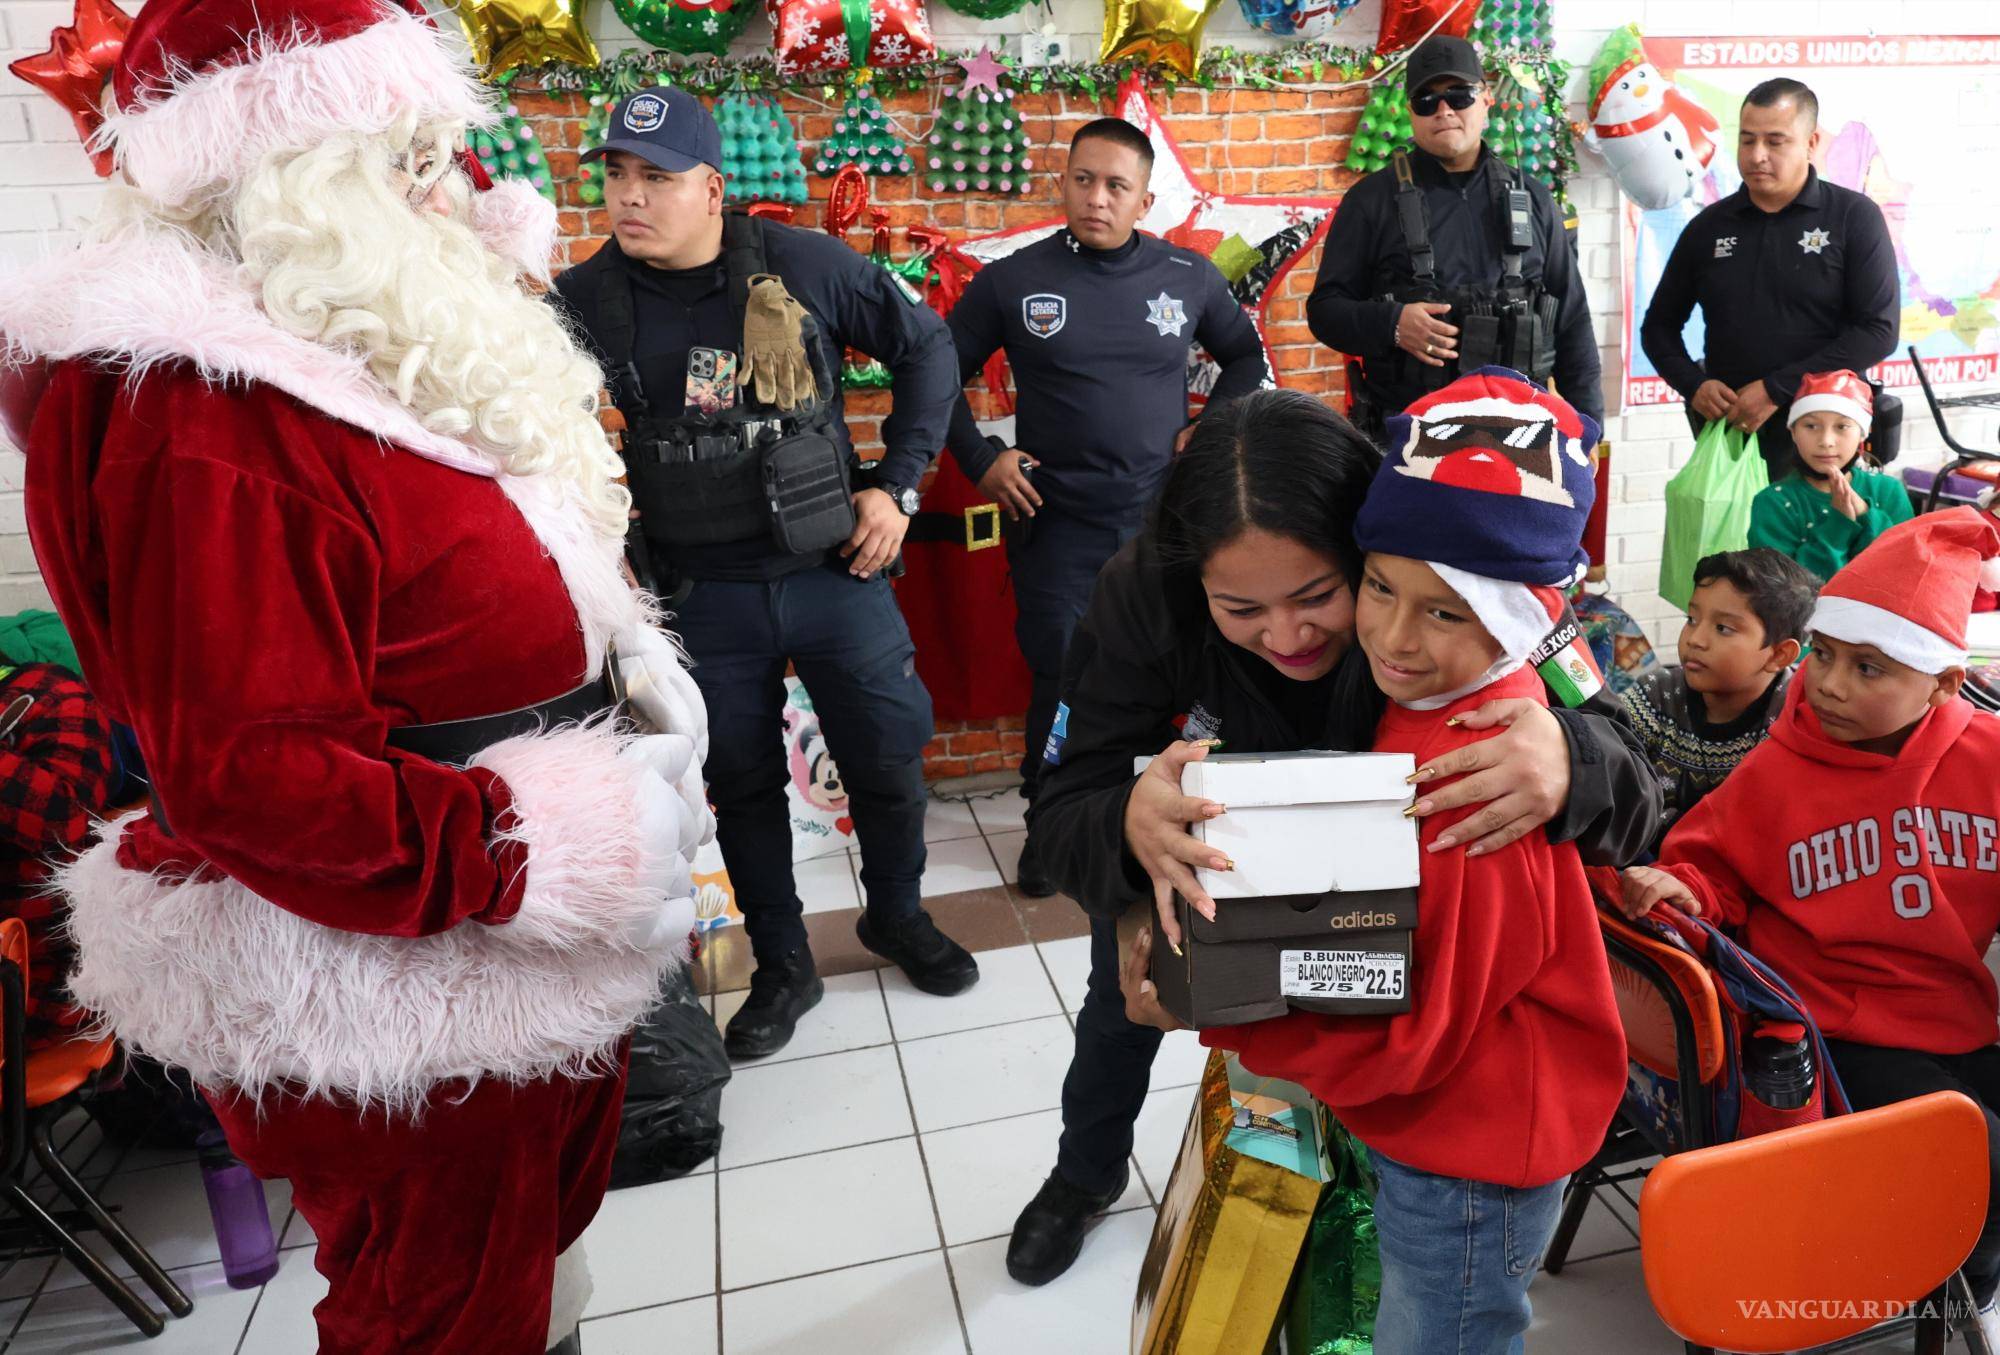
left=0, top=790, right=1752, bottom=1353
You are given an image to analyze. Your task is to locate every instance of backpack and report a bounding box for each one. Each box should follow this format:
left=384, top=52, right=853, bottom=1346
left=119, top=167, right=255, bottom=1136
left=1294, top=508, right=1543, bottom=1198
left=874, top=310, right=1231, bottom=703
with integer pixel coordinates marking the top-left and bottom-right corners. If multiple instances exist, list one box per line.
left=1627, top=901, right=1852, bottom=1147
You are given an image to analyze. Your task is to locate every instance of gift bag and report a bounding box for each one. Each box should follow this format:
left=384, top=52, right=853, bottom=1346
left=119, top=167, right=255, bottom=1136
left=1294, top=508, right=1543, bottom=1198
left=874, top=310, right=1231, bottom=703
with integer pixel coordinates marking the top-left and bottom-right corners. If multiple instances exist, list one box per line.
left=1282, top=1113, right=1380, bottom=1355
left=1659, top=420, right=1768, bottom=612
left=1132, top=1051, right=1332, bottom=1355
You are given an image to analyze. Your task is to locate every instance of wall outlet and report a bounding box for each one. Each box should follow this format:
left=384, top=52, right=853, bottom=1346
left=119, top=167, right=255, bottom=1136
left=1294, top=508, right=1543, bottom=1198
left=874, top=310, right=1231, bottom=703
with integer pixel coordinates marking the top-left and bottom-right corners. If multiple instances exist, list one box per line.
left=1018, top=32, right=1064, bottom=65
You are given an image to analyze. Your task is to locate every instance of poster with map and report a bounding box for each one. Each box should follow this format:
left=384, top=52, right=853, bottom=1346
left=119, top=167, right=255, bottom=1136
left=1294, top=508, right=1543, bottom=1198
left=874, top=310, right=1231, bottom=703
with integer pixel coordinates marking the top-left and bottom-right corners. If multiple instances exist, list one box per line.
left=1620, top=35, right=2000, bottom=408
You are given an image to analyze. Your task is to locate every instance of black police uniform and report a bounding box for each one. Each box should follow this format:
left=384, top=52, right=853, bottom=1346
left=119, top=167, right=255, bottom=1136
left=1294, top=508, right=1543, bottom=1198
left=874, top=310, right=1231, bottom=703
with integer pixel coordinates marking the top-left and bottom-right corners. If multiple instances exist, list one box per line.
left=1307, top=145, right=1603, bottom=435
left=1030, top=536, right=1665, bottom=1201
left=943, top=229, right=1267, bottom=803
left=1639, top=167, right=1899, bottom=469
left=551, top=216, right=960, bottom=968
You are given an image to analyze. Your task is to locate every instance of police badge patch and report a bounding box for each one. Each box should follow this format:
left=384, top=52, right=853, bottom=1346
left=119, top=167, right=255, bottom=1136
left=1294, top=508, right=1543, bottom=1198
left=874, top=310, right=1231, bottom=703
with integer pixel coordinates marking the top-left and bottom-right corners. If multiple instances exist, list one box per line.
left=623, top=94, right=668, bottom=133
left=1023, top=294, right=1067, bottom=339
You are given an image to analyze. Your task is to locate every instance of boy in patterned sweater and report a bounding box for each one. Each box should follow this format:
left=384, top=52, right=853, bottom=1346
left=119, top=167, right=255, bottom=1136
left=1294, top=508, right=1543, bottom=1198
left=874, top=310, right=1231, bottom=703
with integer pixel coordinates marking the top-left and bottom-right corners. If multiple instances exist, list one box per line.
left=1623, top=548, right=1817, bottom=851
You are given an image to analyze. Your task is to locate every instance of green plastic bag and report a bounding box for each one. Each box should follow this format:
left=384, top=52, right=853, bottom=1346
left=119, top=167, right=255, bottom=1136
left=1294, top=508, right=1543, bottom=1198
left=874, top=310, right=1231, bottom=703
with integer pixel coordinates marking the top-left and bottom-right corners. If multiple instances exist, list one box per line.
left=1659, top=421, right=1769, bottom=611
left=1281, top=1116, right=1380, bottom=1355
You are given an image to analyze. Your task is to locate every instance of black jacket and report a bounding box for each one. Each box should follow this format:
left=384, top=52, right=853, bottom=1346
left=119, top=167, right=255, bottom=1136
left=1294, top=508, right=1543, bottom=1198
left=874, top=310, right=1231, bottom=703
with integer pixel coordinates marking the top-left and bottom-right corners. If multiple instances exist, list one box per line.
left=550, top=218, right=958, bottom=493
left=943, top=230, right=1268, bottom=526
left=1029, top=538, right=1665, bottom=919
left=1638, top=169, right=1899, bottom=407
left=1306, top=146, right=1602, bottom=427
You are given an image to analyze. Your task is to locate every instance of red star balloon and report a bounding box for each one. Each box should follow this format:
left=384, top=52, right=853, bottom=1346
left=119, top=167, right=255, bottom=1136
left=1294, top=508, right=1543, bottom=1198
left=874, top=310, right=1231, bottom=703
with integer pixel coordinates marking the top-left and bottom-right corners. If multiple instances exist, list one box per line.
left=7, top=0, right=134, bottom=176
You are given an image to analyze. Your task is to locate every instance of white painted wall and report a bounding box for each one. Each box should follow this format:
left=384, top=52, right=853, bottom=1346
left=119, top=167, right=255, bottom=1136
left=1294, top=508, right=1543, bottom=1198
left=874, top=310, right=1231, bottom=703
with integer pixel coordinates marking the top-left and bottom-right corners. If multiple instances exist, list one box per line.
left=3, top=0, right=1997, bottom=649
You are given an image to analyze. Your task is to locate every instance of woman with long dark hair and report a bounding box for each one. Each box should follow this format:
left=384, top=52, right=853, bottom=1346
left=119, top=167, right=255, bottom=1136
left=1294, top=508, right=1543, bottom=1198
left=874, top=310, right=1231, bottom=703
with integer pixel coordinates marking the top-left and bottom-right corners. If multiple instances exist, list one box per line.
left=1004, top=389, right=1662, bottom=1286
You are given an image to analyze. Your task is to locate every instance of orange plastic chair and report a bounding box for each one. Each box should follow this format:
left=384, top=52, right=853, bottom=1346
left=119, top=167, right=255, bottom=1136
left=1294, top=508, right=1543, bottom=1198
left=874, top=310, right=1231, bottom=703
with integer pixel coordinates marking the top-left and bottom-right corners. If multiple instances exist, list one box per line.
left=0, top=917, right=192, bottom=1336
left=1543, top=897, right=1732, bottom=1301
left=1640, top=1090, right=1990, bottom=1354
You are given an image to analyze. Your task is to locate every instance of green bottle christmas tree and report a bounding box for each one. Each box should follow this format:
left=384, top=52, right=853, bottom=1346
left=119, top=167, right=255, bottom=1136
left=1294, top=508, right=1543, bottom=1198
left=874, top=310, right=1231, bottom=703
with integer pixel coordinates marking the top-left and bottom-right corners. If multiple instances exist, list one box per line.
left=1470, top=0, right=1554, bottom=53
left=468, top=103, right=555, bottom=203
left=1486, top=70, right=1561, bottom=181
left=811, top=89, right=914, bottom=179
left=575, top=94, right=613, bottom=206
left=716, top=92, right=808, bottom=205
left=922, top=47, right=1032, bottom=196
left=1345, top=82, right=1411, bottom=174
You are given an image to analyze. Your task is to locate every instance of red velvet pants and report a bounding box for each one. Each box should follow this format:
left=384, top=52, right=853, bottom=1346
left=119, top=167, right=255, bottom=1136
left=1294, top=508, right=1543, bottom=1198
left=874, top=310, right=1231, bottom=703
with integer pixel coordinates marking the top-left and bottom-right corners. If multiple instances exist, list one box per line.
left=207, top=1052, right=627, bottom=1355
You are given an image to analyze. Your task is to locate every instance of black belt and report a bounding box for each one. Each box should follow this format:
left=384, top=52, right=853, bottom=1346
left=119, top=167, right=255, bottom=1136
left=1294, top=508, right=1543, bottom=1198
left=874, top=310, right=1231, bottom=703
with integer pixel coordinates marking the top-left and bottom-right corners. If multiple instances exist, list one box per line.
left=385, top=668, right=621, bottom=768
left=146, top=668, right=621, bottom=838
left=905, top=503, right=1009, bottom=551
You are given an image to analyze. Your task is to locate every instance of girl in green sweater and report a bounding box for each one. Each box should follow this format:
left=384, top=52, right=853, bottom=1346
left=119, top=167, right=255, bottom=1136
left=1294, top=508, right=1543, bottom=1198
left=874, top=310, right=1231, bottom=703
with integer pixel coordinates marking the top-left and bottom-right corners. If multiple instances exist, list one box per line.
left=1748, top=368, right=1913, bottom=583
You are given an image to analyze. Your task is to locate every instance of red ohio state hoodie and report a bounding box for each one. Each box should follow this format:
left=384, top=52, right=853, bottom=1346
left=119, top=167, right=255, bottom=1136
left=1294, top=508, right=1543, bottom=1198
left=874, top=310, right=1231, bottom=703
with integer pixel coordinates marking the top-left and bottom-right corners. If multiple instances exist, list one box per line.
left=1203, top=668, right=1628, bottom=1189
left=1659, top=681, right=2000, bottom=1055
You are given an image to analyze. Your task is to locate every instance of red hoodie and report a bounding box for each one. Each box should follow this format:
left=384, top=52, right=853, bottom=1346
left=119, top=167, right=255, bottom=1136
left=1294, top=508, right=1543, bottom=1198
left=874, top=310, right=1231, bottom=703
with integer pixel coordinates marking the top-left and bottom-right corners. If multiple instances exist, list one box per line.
left=1659, top=680, right=2000, bottom=1055
left=1203, top=668, right=1628, bottom=1188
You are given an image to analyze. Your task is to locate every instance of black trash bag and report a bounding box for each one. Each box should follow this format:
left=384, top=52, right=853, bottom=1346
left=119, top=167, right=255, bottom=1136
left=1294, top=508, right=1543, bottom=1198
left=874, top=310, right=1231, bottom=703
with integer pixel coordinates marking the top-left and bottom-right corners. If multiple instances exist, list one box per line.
left=608, top=962, right=730, bottom=1189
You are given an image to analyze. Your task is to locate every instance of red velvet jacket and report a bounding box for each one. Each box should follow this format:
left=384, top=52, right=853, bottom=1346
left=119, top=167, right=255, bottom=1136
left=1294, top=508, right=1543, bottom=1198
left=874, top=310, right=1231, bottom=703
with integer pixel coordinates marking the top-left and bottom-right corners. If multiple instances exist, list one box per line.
left=25, top=359, right=586, bottom=936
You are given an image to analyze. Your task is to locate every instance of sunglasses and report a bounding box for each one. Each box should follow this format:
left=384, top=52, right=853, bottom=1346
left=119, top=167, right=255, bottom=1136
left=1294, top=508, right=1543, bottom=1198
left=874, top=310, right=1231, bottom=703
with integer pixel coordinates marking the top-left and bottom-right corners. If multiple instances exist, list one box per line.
left=1411, top=84, right=1481, bottom=117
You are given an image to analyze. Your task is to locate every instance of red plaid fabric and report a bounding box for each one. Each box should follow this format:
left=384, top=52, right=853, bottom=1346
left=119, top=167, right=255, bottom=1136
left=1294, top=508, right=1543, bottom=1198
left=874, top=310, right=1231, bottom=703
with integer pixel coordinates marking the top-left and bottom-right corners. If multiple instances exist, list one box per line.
left=0, top=664, right=117, bottom=1043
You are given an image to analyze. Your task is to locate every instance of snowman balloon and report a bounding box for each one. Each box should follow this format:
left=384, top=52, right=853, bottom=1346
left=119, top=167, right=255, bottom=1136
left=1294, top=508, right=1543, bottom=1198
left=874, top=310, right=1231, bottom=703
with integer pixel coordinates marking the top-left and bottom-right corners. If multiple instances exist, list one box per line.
left=1584, top=24, right=1720, bottom=211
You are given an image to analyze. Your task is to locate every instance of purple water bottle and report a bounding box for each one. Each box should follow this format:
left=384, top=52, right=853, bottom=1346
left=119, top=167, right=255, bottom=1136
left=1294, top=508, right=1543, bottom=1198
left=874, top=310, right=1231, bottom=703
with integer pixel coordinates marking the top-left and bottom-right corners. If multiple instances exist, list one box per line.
left=196, top=1130, right=280, bottom=1288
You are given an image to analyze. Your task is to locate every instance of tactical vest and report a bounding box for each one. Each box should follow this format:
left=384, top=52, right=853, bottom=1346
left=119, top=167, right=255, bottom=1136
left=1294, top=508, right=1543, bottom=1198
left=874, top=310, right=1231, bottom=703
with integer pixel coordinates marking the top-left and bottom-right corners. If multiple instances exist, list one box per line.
left=1374, top=150, right=1560, bottom=396
left=596, top=214, right=853, bottom=565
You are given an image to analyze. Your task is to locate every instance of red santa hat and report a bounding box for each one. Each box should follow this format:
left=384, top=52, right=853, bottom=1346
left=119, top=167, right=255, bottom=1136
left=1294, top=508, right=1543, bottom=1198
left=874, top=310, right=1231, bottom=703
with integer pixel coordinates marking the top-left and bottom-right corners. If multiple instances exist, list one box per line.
left=100, top=0, right=492, bottom=209
left=1787, top=369, right=1874, bottom=434
left=1810, top=508, right=2000, bottom=674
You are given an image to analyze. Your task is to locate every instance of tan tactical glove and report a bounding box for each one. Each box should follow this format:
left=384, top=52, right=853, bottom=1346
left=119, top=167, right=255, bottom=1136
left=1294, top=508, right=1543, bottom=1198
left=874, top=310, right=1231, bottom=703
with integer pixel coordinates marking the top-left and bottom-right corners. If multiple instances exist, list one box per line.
left=740, top=273, right=820, bottom=411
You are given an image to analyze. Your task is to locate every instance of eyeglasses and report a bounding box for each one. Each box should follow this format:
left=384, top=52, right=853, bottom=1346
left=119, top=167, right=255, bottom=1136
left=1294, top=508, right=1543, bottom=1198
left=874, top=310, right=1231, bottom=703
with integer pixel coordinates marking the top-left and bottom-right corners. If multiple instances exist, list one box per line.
left=397, top=142, right=453, bottom=208
left=1411, top=84, right=1480, bottom=118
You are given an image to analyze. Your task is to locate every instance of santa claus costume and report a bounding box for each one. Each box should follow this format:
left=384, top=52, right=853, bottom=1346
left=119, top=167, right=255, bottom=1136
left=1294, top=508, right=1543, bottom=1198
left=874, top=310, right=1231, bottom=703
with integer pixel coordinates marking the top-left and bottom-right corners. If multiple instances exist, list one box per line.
left=0, top=2, right=713, bottom=1351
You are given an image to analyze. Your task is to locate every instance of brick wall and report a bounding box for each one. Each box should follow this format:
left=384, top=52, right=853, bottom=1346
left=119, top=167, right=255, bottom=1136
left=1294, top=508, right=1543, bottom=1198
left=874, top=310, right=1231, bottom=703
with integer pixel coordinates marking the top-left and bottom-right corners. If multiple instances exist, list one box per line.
left=4, top=0, right=1998, bottom=775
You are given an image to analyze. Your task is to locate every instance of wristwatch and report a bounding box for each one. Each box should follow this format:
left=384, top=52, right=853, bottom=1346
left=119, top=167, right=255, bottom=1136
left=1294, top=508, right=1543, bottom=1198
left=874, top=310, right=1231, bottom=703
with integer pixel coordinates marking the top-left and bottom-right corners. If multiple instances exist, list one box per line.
left=878, top=480, right=921, bottom=516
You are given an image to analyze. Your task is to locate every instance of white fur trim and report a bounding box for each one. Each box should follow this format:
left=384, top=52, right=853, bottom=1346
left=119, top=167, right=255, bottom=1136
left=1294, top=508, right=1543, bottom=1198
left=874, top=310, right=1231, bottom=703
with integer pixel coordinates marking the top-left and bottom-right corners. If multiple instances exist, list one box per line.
left=100, top=9, right=492, bottom=210
left=58, top=723, right=696, bottom=1111
left=1788, top=392, right=1872, bottom=433
left=546, top=1244, right=592, bottom=1349
left=470, top=180, right=560, bottom=285
left=0, top=225, right=646, bottom=678
left=1810, top=595, right=1967, bottom=674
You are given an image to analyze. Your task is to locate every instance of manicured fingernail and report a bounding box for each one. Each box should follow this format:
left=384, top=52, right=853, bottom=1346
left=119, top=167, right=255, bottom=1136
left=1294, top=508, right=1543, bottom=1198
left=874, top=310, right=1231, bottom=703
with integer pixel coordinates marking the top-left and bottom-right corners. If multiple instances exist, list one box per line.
left=1445, top=714, right=1465, bottom=727
left=1407, top=767, right=1434, bottom=784
left=1403, top=801, right=1429, bottom=818
left=1214, top=858, right=1234, bottom=871
left=1195, top=737, right=1225, bottom=749
left=1204, top=803, right=1227, bottom=818
left=1429, top=834, right=1456, bottom=852
left=1466, top=842, right=1489, bottom=858
left=1169, top=938, right=1184, bottom=957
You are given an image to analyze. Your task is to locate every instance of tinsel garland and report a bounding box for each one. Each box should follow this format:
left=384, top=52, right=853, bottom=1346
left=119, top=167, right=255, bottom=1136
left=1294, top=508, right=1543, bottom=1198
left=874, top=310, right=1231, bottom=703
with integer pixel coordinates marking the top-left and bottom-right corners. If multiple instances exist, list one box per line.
left=519, top=45, right=1578, bottom=186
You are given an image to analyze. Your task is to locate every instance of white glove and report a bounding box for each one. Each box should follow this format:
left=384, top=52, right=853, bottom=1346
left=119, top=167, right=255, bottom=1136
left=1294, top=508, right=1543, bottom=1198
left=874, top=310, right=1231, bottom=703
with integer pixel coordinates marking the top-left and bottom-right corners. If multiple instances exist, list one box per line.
left=618, top=734, right=709, bottom=951
left=620, top=626, right=708, bottom=759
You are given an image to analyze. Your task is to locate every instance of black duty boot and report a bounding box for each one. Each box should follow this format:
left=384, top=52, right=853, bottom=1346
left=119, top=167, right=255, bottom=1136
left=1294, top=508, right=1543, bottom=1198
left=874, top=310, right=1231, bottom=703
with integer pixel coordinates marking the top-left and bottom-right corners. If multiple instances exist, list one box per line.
left=723, top=950, right=824, bottom=1060
left=856, top=910, right=979, bottom=996
left=1013, top=832, right=1057, bottom=899
left=1005, top=1164, right=1130, bottom=1286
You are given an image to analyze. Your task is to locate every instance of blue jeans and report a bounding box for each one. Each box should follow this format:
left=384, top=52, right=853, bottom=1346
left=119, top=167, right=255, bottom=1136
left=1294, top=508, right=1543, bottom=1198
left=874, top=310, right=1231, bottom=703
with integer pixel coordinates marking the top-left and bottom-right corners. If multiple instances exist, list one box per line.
left=1369, top=1150, right=1568, bottom=1355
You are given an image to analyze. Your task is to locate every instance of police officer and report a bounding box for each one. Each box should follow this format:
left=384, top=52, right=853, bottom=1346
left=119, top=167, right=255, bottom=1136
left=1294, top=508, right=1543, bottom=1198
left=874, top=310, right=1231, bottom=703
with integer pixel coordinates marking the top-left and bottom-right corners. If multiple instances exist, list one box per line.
left=943, top=118, right=1268, bottom=896
left=1307, top=34, right=1603, bottom=439
left=1640, top=78, right=1899, bottom=473
left=551, top=88, right=978, bottom=1061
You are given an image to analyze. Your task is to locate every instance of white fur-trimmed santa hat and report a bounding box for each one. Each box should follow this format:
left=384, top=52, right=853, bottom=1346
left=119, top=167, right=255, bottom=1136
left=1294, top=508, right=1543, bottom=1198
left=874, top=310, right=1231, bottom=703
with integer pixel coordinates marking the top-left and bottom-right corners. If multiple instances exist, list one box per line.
left=100, top=0, right=492, bottom=209
left=1787, top=369, right=1874, bottom=434
left=1811, top=508, right=2000, bottom=674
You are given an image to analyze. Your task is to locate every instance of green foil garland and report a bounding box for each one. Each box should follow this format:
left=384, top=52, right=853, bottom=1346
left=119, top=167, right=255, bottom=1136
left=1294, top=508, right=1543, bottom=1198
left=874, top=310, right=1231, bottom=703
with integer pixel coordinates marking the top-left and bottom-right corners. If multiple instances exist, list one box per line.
left=1284, top=1118, right=1381, bottom=1355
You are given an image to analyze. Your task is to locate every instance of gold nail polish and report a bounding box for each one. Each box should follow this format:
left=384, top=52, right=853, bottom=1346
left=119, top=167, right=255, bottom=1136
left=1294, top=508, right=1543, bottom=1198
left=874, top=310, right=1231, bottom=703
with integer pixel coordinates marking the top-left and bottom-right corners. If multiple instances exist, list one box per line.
left=1445, top=714, right=1465, bottom=727
left=1169, top=938, right=1184, bottom=957
left=1402, top=803, right=1421, bottom=818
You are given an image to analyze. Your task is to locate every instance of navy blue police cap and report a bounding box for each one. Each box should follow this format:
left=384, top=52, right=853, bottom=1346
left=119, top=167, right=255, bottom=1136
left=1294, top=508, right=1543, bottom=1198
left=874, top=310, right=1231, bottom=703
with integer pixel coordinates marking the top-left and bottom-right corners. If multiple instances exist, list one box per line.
left=581, top=85, right=722, bottom=174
